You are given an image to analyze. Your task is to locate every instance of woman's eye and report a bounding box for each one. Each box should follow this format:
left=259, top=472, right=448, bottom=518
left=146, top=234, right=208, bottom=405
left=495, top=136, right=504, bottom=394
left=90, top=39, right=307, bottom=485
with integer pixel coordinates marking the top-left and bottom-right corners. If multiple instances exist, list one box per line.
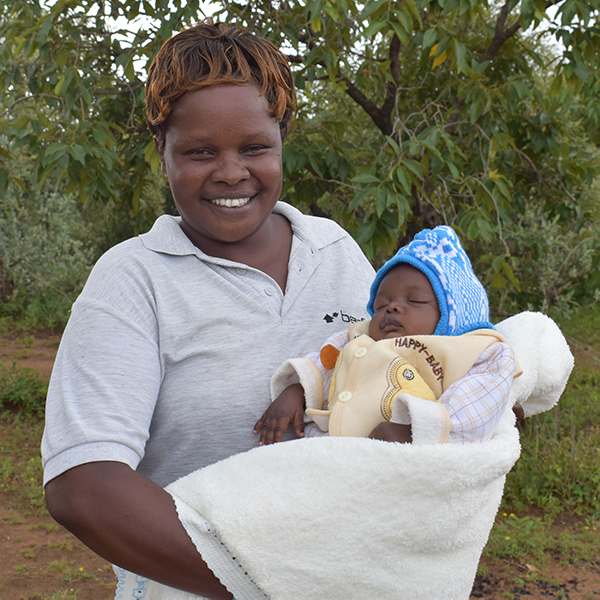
left=244, top=145, right=268, bottom=155
left=188, top=148, right=213, bottom=158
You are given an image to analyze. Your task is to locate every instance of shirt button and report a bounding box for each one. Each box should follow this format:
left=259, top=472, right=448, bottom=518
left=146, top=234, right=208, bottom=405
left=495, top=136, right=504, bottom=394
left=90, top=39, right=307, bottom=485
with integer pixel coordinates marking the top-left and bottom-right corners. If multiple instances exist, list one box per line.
left=265, top=287, right=274, bottom=296
left=338, top=391, right=352, bottom=403
left=354, top=347, right=367, bottom=358
left=236, top=268, right=246, bottom=275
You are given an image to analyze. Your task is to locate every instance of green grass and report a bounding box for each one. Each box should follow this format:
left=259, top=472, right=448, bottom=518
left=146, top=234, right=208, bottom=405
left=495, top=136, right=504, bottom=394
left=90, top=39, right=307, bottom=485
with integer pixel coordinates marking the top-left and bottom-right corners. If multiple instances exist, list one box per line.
left=503, top=367, right=600, bottom=518
left=482, top=304, right=600, bottom=566
left=0, top=415, right=45, bottom=509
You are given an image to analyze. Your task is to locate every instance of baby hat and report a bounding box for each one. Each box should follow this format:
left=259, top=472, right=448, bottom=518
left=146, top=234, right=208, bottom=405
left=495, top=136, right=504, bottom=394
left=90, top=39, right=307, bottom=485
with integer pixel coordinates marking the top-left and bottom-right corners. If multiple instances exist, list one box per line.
left=367, top=226, right=494, bottom=336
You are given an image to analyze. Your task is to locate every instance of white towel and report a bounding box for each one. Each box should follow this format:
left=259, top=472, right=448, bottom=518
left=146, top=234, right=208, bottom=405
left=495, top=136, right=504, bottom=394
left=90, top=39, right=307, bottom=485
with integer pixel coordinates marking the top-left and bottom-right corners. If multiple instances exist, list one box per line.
left=132, top=312, right=573, bottom=599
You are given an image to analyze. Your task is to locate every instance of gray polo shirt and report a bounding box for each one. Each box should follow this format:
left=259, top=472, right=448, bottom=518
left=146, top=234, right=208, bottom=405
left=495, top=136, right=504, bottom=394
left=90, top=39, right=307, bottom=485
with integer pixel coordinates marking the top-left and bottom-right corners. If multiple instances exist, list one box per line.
left=42, top=203, right=375, bottom=487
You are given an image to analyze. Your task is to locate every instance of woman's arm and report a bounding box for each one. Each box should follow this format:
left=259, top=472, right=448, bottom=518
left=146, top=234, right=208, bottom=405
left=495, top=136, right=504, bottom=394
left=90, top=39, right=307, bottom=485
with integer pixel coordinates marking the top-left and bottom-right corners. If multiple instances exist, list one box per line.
left=45, top=461, right=232, bottom=599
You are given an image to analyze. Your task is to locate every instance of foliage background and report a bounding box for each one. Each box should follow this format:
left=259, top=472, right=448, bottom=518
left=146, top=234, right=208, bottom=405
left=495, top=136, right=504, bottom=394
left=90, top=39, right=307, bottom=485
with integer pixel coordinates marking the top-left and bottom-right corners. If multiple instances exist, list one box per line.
left=1, top=0, right=600, bottom=326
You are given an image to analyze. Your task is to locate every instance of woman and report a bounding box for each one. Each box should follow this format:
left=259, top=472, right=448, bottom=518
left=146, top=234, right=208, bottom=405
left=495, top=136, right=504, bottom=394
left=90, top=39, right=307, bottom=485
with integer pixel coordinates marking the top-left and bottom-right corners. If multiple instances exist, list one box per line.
left=42, top=21, right=375, bottom=598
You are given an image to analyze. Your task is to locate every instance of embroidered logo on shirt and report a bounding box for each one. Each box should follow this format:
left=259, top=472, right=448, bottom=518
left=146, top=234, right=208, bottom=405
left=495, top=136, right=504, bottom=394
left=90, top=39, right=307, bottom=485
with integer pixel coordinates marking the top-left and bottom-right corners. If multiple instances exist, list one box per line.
left=323, top=311, right=365, bottom=324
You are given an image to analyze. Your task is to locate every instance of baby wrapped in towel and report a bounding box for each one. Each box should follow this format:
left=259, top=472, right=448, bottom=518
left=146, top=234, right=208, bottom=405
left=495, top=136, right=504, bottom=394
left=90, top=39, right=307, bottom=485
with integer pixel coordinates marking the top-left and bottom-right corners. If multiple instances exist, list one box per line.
left=257, top=225, right=522, bottom=446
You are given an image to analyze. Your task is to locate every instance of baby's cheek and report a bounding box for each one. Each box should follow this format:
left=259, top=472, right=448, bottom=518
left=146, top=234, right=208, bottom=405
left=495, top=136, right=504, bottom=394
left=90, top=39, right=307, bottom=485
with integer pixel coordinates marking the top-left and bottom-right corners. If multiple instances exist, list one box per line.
left=368, top=318, right=380, bottom=341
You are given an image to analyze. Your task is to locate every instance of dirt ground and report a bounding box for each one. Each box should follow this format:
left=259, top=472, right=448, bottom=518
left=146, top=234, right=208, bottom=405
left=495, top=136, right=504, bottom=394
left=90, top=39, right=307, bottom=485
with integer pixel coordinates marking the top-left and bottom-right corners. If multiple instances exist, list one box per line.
left=1, top=331, right=599, bottom=599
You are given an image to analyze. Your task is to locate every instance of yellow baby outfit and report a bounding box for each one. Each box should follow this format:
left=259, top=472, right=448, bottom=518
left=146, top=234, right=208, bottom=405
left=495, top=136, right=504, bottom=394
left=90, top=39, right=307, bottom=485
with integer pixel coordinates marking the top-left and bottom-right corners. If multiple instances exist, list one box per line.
left=305, top=320, right=511, bottom=440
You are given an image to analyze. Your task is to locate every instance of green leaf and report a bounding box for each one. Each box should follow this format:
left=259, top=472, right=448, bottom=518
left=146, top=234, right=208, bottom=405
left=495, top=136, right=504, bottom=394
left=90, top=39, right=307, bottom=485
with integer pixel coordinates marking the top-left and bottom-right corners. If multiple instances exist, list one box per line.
left=375, top=187, right=388, bottom=216
left=511, top=80, right=532, bottom=100
left=55, top=48, right=69, bottom=68
left=0, top=169, right=8, bottom=196
left=389, top=20, right=409, bottom=43
left=54, top=76, right=66, bottom=95
left=363, top=19, right=387, bottom=38
left=491, top=271, right=507, bottom=289
left=37, top=16, right=53, bottom=46
left=385, top=135, right=401, bottom=156
left=394, top=165, right=412, bottom=194
left=454, top=39, right=467, bottom=73
left=44, top=142, right=69, bottom=158
left=352, top=173, right=381, bottom=184
left=469, top=101, right=483, bottom=123
left=69, top=144, right=86, bottom=165
left=358, top=0, right=388, bottom=22
left=501, top=262, right=521, bottom=291
left=403, top=159, right=423, bottom=179
left=348, top=186, right=376, bottom=211
left=422, top=27, right=436, bottom=49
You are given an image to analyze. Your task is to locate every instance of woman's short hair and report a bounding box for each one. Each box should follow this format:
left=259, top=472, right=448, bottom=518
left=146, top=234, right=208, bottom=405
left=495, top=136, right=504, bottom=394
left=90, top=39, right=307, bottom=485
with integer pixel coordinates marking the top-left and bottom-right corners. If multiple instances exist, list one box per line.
left=146, top=20, right=297, bottom=150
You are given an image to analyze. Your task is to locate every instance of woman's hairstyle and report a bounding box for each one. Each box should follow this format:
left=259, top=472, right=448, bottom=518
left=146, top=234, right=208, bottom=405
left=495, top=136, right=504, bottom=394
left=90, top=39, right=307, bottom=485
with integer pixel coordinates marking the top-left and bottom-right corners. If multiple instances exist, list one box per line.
left=146, top=20, right=297, bottom=150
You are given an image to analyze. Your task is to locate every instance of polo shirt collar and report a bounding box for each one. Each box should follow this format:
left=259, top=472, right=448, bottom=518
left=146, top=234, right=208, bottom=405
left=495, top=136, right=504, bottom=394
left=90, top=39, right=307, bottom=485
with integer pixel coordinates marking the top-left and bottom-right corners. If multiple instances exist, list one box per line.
left=139, top=202, right=345, bottom=260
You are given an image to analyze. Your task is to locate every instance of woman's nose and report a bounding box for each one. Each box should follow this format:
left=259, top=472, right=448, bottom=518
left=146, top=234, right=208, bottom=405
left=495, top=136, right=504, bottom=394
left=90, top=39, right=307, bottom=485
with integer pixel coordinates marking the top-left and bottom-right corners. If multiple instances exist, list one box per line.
left=212, top=152, right=250, bottom=185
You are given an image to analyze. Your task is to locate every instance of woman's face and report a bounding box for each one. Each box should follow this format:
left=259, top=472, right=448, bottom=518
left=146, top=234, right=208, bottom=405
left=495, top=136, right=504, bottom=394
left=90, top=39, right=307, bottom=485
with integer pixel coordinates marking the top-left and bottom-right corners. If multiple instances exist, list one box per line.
left=158, top=84, right=283, bottom=254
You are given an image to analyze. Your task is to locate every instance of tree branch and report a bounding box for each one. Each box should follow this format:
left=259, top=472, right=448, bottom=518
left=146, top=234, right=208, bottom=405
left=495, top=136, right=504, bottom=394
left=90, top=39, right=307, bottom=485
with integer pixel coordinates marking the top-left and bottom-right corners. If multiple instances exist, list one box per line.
left=0, top=94, right=64, bottom=120
left=479, top=0, right=521, bottom=63
left=337, top=74, right=393, bottom=135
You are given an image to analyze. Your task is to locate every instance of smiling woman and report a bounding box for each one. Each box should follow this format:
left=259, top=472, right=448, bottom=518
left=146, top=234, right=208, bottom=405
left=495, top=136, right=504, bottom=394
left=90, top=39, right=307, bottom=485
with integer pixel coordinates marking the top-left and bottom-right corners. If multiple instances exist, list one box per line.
left=40, top=20, right=375, bottom=599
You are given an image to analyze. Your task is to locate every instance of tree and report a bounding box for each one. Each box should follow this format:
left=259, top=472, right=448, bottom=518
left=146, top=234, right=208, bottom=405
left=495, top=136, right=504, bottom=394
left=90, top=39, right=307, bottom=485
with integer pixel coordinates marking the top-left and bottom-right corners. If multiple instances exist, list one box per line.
left=1, top=0, right=599, bottom=312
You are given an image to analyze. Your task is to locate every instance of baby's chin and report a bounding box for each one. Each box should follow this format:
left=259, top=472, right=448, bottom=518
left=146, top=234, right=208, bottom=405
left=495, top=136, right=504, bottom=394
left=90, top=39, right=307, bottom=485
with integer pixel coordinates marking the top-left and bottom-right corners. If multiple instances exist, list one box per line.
left=370, top=328, right=406, bottom=341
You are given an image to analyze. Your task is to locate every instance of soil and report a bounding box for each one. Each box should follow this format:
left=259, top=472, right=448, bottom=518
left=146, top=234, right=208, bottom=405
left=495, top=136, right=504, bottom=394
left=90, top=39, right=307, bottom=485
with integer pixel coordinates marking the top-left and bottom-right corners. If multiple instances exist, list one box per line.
left=0, top=331, right=599, bottom=599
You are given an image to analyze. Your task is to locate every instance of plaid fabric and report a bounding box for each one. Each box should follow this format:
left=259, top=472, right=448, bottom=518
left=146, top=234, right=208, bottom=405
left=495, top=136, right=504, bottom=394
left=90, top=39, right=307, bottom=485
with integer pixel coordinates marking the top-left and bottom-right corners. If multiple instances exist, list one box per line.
left=441, top=343, right=514, bottom=442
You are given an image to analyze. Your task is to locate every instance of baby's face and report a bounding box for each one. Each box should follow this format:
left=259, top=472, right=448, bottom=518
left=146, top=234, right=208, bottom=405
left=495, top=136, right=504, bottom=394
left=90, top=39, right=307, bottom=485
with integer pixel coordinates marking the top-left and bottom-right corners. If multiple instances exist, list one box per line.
left=368, top=264, right=440, bottom=341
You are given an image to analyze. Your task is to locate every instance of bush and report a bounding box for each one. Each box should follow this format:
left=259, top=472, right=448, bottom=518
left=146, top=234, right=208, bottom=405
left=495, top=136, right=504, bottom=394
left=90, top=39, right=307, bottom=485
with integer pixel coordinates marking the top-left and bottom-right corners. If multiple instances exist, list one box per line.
left=473, top=206, right=600, bottom=316
left=0, top=190, right=96, bottom=328
left=0, top=362, right=48, bottom=418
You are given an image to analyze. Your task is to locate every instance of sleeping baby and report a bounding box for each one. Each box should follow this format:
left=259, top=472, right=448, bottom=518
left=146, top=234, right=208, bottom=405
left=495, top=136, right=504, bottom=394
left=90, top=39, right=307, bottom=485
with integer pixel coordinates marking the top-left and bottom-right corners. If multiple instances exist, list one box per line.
left=254, top=225, right=522, bottom=446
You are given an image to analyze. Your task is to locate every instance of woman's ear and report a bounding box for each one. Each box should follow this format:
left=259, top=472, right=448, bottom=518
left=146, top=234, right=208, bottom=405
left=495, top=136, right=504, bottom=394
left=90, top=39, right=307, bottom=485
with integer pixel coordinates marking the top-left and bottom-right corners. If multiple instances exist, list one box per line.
left=154, top=136, right=168, bottom=177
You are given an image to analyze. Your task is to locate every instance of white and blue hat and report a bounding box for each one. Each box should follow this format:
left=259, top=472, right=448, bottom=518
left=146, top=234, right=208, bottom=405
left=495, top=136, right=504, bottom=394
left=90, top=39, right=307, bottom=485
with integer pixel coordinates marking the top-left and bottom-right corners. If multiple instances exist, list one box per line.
left=367, top=226, right=494, bottom=336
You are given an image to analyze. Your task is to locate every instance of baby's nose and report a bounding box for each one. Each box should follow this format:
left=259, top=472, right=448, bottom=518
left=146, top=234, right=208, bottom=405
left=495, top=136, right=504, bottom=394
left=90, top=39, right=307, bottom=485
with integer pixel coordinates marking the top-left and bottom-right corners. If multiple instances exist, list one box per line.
left=387, top=301, right=404, bottom=313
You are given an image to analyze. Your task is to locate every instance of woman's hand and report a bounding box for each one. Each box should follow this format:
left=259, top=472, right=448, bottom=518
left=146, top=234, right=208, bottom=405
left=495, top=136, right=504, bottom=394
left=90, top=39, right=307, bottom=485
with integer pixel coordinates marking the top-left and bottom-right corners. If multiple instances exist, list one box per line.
left=369, top=422, right=413, bottom=443
left=253, top=383, right=305, bottom=445
left=512, top=402, right=525, bottom=422
left=45, top=462, right=232, bottom=598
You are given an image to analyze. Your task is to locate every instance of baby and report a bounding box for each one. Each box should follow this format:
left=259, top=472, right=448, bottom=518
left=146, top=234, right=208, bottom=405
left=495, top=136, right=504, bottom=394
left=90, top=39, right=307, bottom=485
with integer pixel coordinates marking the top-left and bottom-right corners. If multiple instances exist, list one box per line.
left=254, top=225, right=520, bottom=446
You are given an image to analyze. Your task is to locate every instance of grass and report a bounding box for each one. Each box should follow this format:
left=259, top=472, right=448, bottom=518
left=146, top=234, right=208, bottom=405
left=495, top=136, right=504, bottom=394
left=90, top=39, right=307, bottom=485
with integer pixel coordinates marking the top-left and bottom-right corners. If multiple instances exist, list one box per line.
left=502, top=366, right=600, bottom=518
left=0, top=416, right=46, bottom=510
left=44, top=559, right=97, bottom=582
left=483, top=511, right=599, bottom=567
left=479, top=304, right=600, bottom=573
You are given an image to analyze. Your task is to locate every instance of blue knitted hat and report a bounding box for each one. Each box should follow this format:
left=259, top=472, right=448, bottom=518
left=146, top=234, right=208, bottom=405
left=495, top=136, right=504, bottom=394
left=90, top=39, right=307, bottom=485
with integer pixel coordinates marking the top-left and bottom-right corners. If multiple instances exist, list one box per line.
left=367, top=226, right=494, bottom=336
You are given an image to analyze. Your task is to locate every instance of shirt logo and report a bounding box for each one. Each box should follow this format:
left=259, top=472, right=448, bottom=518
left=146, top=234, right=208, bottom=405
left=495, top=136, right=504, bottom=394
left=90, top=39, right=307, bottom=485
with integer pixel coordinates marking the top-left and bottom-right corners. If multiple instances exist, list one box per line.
left=323, top=310, right=365, bottom=324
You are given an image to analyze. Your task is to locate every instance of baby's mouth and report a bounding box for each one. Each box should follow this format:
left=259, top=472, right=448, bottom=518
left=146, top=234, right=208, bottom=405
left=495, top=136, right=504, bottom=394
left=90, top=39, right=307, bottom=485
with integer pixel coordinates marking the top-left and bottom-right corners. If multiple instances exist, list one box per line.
left=210, top=197, right=251, bottom=207
left=380, top=317, right=404, bottom=336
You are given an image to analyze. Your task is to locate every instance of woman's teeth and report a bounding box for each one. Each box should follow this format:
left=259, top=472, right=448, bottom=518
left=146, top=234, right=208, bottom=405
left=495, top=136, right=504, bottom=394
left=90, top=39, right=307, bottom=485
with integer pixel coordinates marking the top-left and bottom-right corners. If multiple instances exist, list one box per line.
left=211, top=198, right=250, bottom=207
